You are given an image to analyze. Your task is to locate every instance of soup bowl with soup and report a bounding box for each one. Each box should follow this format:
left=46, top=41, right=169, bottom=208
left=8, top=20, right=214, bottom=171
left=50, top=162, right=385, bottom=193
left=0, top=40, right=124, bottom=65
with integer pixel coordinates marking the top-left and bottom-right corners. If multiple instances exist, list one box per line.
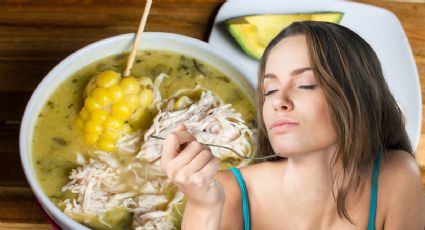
left=20, top=32, right=257, bottom=229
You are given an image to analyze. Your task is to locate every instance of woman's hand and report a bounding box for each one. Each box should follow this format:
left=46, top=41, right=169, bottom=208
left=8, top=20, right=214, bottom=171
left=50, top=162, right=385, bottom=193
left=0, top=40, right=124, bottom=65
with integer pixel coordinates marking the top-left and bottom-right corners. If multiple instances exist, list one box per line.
left=160, top=123, right=224, bottom=210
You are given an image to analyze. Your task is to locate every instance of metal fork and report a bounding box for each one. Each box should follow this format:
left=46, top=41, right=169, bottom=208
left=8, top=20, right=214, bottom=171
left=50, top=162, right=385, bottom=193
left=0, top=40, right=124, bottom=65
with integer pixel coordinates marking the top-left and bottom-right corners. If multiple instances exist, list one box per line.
left=149, top=135, right=281, bottom=160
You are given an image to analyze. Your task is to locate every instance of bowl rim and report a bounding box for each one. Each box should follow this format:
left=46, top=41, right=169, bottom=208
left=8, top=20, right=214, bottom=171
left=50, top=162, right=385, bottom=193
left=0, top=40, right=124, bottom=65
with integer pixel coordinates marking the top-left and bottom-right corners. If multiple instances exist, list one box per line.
left=19, top=32, right=256, bottom=229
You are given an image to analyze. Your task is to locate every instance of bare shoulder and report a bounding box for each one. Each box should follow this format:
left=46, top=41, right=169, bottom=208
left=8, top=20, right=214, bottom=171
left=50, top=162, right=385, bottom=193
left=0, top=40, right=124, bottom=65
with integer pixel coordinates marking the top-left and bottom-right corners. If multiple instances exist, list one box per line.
left=379, top=149, right=425, bottom=229
left=215, top=169, right=243, bottom=230
left=214, top=160, right=285, bottom=230
left=379, top=149, right=423, bottom=190
left=381, top=149, right=420, bottom=175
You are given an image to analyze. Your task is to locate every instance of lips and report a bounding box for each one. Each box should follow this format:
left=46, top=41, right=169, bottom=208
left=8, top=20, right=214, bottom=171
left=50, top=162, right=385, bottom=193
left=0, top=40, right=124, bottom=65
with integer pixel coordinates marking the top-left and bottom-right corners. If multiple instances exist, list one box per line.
left=269, top=119, right=299, bottom=131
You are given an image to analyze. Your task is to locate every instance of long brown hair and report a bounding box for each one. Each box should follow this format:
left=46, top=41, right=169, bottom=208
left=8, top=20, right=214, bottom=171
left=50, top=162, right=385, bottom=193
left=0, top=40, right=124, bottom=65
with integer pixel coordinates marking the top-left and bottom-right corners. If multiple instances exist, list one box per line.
left=255, top=21, right=413, bottom=222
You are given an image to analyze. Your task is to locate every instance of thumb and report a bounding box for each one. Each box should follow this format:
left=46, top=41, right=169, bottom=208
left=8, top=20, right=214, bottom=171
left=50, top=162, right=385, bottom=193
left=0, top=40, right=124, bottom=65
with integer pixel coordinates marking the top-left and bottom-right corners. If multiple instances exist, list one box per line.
left=174, top=123, right=187, bottom=131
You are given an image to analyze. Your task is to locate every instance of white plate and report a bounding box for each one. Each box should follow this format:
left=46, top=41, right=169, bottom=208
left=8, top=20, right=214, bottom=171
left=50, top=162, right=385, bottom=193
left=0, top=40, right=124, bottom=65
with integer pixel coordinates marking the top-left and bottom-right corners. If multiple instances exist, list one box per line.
left=208, top=0, right=421, bottom=149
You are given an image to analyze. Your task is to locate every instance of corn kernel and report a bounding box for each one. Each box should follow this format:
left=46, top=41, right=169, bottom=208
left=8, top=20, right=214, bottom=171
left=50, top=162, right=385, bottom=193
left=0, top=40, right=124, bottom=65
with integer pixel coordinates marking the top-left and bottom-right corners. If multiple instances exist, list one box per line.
left=96, top=70, right=120, bottom=88
left=102, top=129, right=121, bottom=141
left=130, top=107, right=145, bottom=122
left=124, top=94, right=140, bottom=110
left=104, top=116, right=123, bottom=130
left=84, top=77, right=97, bottom=98
left=120, top=77, right=140, bottom=94
left=174, top=96, right=193, bottom=110
left=79, top=108, right=90, bottom=120
left=91, top=88, right=110, bottom=106
left=107, top=85, right=123, bottom=103
left=139, top=76, right=153, bottom=88
left=140, top=89, right=154, bottom=107
left=111, top=102, right=131, bottom=120
left=129, top=107, right=152, bottom=130
left=84, top=97, right=102, bottom=112
left=84, top=120, right=103, bottom=135
left=84, top=133, right=99, bottom=146
left=122, top=123, right=132, bottom=134
left=90, top=109, right=109, bottom=123
left=98, top=139, right=116, bottom=152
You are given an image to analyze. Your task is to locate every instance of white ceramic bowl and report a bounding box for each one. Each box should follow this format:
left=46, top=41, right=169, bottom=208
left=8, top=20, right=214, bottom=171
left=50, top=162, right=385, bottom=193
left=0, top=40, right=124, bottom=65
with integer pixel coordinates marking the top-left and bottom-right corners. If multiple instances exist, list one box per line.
left=19, top=32, right=255, bottom=230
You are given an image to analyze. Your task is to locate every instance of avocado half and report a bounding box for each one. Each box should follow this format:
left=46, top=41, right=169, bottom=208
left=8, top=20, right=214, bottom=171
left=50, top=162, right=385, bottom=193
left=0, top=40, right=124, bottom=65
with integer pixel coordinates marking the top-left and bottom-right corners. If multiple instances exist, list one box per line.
left=224, top=12, right=344, bottom=60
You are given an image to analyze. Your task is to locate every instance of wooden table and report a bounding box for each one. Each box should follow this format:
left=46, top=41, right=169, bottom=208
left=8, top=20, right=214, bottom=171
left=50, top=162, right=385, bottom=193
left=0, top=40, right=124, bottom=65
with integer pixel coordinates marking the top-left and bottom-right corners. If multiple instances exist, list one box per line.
left=0, top=0, right=424, bottom=229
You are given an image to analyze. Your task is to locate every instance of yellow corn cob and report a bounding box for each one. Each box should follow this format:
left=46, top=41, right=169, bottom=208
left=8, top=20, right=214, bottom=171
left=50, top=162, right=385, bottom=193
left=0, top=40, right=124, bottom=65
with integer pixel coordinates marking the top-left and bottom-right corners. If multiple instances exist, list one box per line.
left=76, top=70, right=154, bottom=152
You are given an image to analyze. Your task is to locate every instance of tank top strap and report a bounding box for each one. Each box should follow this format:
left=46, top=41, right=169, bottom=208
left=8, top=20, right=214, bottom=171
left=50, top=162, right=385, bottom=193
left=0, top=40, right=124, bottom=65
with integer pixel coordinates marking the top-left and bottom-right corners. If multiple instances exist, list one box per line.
left=367, top=154, right=382, bottom=230
left=229, top=167, right=250, bottom=230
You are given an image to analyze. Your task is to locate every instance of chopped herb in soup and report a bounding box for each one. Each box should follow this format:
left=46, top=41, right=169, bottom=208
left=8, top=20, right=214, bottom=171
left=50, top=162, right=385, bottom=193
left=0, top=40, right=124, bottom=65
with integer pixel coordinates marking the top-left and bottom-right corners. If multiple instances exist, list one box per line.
left=33, top=50, right=257, bottom=230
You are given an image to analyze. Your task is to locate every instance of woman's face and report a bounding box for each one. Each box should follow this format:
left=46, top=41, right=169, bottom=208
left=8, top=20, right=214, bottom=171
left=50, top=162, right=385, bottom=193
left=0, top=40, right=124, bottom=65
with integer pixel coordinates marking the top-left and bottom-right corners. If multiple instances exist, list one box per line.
left=262, top=35, right=337, bottom=156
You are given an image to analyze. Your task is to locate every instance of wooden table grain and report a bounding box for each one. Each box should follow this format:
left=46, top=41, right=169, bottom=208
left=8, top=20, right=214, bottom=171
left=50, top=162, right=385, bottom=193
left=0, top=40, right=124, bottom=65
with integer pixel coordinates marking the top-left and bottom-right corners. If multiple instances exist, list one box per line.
left=0, top=0, right=424, bottom=229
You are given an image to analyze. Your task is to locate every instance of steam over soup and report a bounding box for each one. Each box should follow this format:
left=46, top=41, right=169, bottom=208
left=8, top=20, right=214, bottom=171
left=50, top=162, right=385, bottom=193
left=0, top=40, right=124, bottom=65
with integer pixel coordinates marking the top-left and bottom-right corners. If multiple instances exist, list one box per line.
left=32, top=50, right=257, bottom=229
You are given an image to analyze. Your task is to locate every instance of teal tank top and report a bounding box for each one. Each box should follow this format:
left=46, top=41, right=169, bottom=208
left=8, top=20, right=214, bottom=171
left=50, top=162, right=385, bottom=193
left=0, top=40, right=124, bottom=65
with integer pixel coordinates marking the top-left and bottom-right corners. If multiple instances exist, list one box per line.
left=229, top=154, right=381, bottom=230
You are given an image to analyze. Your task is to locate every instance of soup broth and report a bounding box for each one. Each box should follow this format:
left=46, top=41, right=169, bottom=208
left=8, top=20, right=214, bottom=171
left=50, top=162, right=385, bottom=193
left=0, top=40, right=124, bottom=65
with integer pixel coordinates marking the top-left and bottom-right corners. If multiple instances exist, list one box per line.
left=32, top=50, right=256, bottom=229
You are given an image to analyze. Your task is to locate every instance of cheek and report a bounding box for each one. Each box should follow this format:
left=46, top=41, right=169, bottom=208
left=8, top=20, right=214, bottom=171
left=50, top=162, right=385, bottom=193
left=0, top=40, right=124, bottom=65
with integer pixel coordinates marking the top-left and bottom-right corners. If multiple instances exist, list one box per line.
left=306, top=95, right=336, bottom=140
left=262, top=100, right=274, bottom=127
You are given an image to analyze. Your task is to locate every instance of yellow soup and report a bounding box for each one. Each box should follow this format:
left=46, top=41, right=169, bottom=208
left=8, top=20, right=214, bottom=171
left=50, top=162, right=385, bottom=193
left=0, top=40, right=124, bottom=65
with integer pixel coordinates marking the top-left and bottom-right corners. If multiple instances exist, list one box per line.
left=33, top=50, right=256, bottom=229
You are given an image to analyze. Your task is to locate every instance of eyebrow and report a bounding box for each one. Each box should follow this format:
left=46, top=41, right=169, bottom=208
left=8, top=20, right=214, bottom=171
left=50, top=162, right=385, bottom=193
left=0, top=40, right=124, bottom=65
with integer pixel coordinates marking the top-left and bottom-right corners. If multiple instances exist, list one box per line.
left=264, top=67, right=313, bottom=79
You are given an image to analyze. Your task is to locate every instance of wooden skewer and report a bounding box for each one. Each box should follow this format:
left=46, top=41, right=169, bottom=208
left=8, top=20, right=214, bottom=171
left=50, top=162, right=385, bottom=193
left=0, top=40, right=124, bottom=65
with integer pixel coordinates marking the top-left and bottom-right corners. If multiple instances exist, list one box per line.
left=123, top=0, right=153, bottom=77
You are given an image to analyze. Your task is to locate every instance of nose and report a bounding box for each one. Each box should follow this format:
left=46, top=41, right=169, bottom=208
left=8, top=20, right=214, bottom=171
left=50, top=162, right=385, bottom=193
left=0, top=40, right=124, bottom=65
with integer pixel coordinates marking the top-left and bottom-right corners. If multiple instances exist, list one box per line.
left=272, top=94, right=293, bottom=112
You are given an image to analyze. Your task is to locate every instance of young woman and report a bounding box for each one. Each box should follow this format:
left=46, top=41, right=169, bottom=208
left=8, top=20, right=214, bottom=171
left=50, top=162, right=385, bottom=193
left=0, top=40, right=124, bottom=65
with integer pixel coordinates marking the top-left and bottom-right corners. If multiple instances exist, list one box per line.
left=159, top=21, right=425, bottom=229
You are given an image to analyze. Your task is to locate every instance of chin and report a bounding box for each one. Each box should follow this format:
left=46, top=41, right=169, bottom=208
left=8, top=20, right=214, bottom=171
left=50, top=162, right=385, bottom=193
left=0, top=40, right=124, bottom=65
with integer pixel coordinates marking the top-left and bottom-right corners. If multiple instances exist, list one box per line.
left=271, top=143, right=303, bottom=157
left=270, top=134, right=299, bottom=149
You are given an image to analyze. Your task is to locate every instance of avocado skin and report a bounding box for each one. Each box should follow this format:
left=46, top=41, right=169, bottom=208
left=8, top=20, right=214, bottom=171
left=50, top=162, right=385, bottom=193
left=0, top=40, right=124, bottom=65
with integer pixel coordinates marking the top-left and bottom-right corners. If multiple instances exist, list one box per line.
left=225, top=12, right=344, bottom=60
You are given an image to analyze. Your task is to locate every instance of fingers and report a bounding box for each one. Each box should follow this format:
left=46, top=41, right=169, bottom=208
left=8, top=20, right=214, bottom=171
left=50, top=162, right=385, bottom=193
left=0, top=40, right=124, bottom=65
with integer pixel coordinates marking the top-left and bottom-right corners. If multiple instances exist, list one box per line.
left=170, top=141, right=207, bottom=170
left=172, top=148, right=217, bottom=186
left=183, top=147, right=213, bottom=174
left=161, top=125, right=194, bottom=162
left=159, top=123, right=220, bottom=190
left=163, top=142, right=211, bottom=179
left=188, top=158, right=220, bottom=188
left=174, top=123, right=187, bottom=131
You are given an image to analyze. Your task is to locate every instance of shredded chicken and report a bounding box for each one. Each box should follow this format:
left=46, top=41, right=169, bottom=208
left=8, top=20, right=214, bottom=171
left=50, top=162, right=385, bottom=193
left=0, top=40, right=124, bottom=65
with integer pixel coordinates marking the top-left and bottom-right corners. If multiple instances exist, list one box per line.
left=61, top=73, right=256, bottom=229
left=137, top=88, right=254, bottom=167
left=61, top=159, right=128, bottom=224
left=61, top=158, right=176, bottom=228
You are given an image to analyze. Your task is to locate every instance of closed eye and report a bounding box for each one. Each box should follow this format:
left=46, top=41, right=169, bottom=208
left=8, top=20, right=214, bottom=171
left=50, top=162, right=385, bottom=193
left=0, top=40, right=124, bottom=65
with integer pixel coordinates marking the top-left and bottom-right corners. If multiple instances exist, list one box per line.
left=264, top=85, right=317, bottom=96
left=298, top=85, right=317, bottom=89
left=264, top=90, right=278, bottom=96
